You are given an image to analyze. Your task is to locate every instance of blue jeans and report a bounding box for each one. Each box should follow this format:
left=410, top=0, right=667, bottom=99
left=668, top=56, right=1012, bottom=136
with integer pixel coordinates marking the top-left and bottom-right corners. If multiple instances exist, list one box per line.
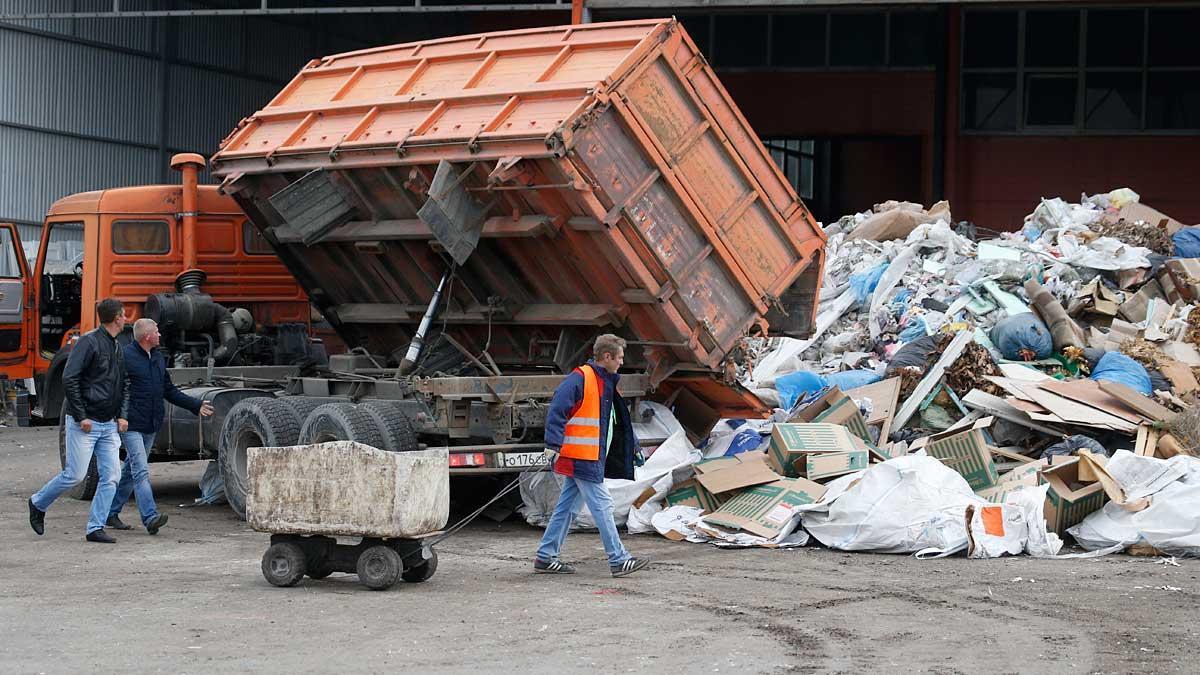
left=536, top=475, right=631, bottom=567
left=31, top=415, right=121, bottom=534
left=109, top=431, right=158, bottom=525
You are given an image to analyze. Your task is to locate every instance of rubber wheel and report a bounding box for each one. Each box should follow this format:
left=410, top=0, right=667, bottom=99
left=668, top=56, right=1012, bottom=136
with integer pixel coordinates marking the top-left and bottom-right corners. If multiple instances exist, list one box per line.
left=402, top=549, right=438, bottom=583
left=357, top=545, right=402, bottom=591
left=261, top=542, right=307, bottom=587
left=218, top=397, right=302, bottom=519
left=358, top=401, right=419, bottom=454
left=298, top=402, right=385, bottom=450
left=59, top=414, right=99, bottom=500
left=278, top=397, right=328, bottom=428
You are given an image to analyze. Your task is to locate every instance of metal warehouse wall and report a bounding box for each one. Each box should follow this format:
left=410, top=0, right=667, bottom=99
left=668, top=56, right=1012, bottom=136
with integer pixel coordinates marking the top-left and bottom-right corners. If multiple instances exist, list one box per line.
left=0, top=0, right=368, bottom=233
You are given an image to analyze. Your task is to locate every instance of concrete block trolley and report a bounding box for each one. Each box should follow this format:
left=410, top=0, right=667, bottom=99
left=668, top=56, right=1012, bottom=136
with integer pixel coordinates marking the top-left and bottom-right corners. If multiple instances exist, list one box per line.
left=248, top=441, right=450, bottom=590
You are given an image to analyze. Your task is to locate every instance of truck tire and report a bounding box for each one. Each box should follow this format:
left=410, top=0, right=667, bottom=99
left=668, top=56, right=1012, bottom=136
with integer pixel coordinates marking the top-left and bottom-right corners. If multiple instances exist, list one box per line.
left=357, top=545, right=402, bottom=591
left=261, top=542, right=307, bottom=587
left=58, top=414, right=99, bottom=501
left=358, top=401, right=419, bottom=453
left=298, top=403, right=385, bottom=450
left=278, top=396, right=327, bottom=428
left=218, top=397, right=301, bottom=519
left=402, top=549, right=438, bottom=583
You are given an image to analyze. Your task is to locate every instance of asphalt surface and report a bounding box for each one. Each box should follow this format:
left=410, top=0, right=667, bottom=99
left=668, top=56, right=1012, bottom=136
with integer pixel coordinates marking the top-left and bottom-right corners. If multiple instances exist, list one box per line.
left=2, top=424, right=1198, bottom=674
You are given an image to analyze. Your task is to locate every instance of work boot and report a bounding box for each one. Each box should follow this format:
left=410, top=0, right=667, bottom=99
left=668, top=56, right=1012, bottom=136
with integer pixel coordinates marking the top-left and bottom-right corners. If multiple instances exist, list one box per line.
left=86, top=529, right=116, bottom=544
left=611, top=557, right=650, bottom=578
left=28, top=498, right=44, bottom=536
left=145, top=514, right=168, bottom=536
left=533, top=558, right=576, bottom=574
left=106, top=515, right=133, bottom=531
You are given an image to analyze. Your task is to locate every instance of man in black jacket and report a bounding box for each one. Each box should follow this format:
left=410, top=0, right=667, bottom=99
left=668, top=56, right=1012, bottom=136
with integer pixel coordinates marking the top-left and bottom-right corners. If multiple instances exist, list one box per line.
left=29, top=298, right=129, bottom=543
left=106, top=318, right=213, bottom=534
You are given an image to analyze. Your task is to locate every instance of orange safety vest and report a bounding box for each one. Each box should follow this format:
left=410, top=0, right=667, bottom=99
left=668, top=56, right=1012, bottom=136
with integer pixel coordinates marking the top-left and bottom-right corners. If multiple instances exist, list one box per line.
left=559, top=364, right=602, bottom=461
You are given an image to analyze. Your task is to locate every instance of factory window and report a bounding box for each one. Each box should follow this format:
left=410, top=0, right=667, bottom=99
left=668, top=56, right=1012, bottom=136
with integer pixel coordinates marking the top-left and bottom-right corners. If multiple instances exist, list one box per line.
left=764, top=138, right=815, bottom=201
left=829, top=13, right=885, bottom=67
left=112, top=220, right=170, bottom=255
left=963, top=6, right=1200, bottom=132
left=243, top=221, right=274, bottom=255
left=603, top=9, right=936, bottom=70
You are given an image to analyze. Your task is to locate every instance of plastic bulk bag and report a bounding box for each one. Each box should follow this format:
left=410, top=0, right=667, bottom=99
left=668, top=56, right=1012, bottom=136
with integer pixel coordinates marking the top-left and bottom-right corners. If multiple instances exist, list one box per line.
left=965, top=503, right=1028, bottom=559
left=1173, top=227, right=1200, bottom=258
left=1090, top=352, right=1152, bottom=395
left=800, top=455, right=983, bottom=554
left=990, top=313, right=1053, bottom=361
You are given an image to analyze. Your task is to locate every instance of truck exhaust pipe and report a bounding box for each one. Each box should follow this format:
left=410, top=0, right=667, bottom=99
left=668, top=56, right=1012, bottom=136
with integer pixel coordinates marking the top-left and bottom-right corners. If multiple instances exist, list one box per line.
left=171, top=153, right=208, bottom=292
left=398, top=271, right=449, bottom=376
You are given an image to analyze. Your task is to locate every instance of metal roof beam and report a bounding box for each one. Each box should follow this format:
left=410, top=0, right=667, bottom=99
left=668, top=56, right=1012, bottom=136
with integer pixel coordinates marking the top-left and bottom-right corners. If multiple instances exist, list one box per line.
left=0, top=3, right=571, bottom=20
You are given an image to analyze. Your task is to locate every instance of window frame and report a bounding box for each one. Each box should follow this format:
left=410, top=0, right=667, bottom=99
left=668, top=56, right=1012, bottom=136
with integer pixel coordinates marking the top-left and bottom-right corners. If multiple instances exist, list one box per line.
left=961, top=5, right=1200, bottom=135
left=111, top=219, right=171, bottom=255
left=241, top=220, right=274, bottom=256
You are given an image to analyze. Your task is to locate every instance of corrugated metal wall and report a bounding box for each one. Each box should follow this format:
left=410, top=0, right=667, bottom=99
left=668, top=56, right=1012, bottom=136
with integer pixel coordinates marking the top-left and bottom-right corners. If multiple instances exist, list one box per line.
left=0, top=0, right=368, bottom=239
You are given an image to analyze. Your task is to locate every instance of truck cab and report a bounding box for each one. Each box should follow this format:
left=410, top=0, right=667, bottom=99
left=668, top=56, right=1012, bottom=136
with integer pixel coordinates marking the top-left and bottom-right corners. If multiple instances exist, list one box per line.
left=0, top=154, right=316, bottom=424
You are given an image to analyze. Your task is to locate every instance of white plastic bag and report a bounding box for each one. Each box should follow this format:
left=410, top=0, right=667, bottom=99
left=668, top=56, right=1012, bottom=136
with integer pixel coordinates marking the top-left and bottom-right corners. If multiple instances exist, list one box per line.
left=966, top=503, right=1028, bottom=559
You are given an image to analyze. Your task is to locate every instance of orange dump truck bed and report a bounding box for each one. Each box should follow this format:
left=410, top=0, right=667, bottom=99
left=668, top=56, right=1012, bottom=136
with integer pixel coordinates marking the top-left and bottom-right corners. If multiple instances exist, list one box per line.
left=211, top=19, right=825, bottom=381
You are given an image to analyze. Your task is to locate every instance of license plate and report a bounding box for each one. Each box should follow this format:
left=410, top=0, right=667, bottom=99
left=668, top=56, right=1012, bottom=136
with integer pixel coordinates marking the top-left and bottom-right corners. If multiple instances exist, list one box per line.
left=498, top=452, right=548, bottom=469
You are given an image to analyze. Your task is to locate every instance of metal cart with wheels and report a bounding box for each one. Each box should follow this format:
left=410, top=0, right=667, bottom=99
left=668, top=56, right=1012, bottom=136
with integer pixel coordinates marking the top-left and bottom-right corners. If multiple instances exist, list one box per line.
left=247, top=441, right=449, bottom=591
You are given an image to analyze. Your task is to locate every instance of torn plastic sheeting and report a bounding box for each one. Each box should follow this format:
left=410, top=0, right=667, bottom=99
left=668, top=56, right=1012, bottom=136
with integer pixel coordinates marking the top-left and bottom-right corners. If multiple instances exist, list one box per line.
left=631, top=400, right=684, bottom=445
left=849, top=262, right=889, bottom=304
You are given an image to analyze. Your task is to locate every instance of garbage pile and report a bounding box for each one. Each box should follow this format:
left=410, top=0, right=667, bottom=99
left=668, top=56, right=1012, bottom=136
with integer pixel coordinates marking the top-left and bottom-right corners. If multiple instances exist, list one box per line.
left=520, top=188, right=1200, bottom=558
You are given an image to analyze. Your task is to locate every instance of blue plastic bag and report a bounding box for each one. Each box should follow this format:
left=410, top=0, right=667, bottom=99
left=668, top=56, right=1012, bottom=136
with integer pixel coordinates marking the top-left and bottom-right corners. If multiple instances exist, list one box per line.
left=897, top=317, right=927, bottom=344
left=1173, top=227, right=1200, bottom=258
left=775, top=371, right=828, bottom=409
left=825, top=370, right=883, bottom=392
left=990, top=313, right=1053, bottom=361
left=848, top=263, right=888, bottom=304
left=724, top=428, right=768, bottom=457
left=1091, top=352, right=1152, bottom=395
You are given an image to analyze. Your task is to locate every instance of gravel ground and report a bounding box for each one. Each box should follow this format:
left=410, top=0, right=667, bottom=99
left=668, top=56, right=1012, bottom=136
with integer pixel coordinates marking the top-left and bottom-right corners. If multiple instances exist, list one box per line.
left=2, top=424, right=1198, bottom=674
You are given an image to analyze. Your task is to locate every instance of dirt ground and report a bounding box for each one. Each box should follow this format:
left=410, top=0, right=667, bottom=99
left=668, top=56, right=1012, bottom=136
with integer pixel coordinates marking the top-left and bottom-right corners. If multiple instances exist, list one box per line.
left=2, top=425, right=1198, bottom=674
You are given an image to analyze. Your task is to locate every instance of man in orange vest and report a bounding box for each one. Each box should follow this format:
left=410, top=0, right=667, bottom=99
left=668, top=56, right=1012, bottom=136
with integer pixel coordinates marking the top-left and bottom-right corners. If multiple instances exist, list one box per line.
left=534, top=333, right=650, bottom=577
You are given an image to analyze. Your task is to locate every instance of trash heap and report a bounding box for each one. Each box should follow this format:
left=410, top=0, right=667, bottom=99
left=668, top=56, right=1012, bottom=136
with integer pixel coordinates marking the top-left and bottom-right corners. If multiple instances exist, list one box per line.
left=520, top=189, right=1200, bottom=558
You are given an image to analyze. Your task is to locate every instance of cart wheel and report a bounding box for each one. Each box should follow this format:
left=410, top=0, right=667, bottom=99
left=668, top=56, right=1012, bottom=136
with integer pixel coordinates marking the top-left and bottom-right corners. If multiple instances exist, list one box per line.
left=357, top=546, right=402, bottom=590
left=402, top=549, right=438, bottom=583
left=261, top=543, right=307, bottom=587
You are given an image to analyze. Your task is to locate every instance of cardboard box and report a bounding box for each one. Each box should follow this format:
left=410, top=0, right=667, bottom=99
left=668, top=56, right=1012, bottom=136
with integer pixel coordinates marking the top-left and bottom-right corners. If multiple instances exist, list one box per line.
left=1040, top=457, right=1108, bottom=535
left=703, top=477, right=827, bottom=538
left=664, top=478, right=721, bottom=513
left=1110, top=202, right=1186, bottom=235
left=975, top=458, right=1048, bottom=503
left=767, top=423, right=870, bottom=481
left=911, top=418, right=1000, bottom=491
left=1158, top=259, right=1200, bottom=304
left=693, top=452, right=779, bottom=496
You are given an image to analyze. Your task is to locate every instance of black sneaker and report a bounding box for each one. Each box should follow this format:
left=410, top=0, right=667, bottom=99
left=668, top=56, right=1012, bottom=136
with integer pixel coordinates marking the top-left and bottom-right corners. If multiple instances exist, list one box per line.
left=145, top=514, right=168, bottom=536
left=611, top=557, right=650, bottom=578
left=106, top=515, right=133, bottom=531
left=533, top=559, right=576, bottom=574
left=28, top=498, right=44, bottom=536
left=86, top=529, right=116, bottom=544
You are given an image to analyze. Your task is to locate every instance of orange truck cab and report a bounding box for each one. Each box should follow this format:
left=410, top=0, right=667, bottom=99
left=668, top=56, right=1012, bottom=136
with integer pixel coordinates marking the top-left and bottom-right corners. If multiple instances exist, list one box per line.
left=0, top=154, right=319, bottom=426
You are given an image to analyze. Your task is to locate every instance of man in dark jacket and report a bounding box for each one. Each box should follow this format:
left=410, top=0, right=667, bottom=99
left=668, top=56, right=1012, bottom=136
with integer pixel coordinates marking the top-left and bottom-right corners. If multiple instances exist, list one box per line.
left=533, top=334, right=650, bottom=578
left=106, top=318, right=213, bottom=534
left=29, top=298, right=129, bottom=543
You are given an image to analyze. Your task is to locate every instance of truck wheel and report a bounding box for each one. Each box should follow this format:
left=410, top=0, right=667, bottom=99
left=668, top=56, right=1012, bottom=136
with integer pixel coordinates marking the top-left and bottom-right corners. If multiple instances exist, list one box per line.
left=58, top=414, right=99, bottom=500
left=402, top=549, right=438, bottom=583
left=278, top=396, right=326, bottom=428
left=218, top=397, right=302, bottom=519
left=357, top=545, right=402, bottom=590
left=261, top=542, right=307, bottom=587
left=298, top=403, right=385, bottom=450
left=358, top=401, right=419, bottom=453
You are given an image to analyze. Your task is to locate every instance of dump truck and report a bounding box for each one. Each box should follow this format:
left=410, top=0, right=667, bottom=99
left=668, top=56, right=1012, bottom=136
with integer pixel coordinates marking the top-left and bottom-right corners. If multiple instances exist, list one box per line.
left=0, top=155, right=329, bottom=496
left=21, top=18, right=826, bottom=517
